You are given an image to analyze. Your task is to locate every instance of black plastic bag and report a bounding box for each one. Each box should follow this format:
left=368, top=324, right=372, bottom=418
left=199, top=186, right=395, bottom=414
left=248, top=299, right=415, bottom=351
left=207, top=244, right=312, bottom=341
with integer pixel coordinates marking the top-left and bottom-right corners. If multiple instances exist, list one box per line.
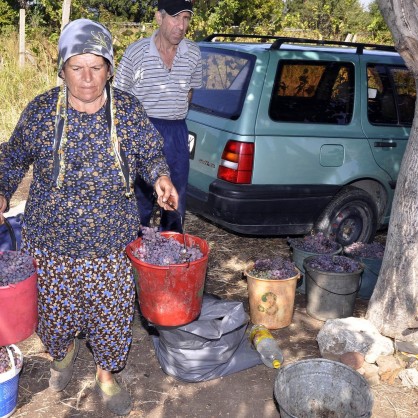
left=151, top=294, right=263, bottom=382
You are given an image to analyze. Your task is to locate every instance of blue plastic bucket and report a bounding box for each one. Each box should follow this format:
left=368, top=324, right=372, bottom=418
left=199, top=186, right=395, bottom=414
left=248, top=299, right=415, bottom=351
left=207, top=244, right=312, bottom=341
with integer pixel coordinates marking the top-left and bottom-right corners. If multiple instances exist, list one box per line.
left=356, top=257, right=382, bottom=299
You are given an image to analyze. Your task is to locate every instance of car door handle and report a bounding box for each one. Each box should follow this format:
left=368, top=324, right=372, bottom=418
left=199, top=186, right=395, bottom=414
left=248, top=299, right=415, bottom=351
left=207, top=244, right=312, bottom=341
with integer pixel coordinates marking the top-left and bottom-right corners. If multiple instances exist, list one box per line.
left=374, top=141, right=397, bottom=148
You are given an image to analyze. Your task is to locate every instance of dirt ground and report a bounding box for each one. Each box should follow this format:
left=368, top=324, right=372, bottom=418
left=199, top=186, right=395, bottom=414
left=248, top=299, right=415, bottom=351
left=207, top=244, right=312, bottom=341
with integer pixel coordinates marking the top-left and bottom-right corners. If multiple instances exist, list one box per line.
left=6, top=174, right=418, bottom=418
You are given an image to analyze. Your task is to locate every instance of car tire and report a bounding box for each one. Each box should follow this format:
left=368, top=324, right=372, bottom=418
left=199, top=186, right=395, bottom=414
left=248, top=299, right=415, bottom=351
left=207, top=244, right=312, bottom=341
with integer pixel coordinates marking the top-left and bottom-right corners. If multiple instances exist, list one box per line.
left=313, top=186, right=378, bottom=246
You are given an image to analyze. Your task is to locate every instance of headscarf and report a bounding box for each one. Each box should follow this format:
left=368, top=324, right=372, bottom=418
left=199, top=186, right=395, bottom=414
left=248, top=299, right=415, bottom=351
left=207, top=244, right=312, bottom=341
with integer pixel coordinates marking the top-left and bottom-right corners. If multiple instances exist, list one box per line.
left=53, top=19, right=132, bottom=197
left=57, top=18, right=114, bottom=77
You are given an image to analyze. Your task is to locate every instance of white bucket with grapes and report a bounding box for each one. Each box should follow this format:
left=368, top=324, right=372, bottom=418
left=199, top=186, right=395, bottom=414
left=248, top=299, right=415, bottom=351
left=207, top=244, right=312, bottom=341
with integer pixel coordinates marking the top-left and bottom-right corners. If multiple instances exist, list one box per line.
left=0, top=345, right=23, bottom=418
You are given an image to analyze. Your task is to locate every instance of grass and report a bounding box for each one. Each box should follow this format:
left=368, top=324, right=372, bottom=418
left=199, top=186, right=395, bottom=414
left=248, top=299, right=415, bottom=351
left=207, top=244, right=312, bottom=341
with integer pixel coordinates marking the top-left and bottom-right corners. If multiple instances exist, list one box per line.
left=0, top=32, right=56, bottom=144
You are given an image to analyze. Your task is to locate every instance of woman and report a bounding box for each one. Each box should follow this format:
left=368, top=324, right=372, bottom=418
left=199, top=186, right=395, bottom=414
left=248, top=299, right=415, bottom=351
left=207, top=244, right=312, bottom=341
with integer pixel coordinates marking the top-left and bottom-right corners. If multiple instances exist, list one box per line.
left=0, top=19, right=178, bottom=416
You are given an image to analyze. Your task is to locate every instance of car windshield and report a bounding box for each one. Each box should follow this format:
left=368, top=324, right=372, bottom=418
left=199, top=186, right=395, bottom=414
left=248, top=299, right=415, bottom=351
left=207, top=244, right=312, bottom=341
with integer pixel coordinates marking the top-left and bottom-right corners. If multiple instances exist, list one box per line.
left=190, top=47, right=255, bottom=120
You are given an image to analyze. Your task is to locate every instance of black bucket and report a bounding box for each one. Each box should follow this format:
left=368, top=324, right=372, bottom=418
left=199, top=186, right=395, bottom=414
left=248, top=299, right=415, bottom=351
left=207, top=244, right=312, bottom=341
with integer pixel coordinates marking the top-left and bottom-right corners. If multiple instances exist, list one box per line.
left=303, top=256, right=363, bottom=321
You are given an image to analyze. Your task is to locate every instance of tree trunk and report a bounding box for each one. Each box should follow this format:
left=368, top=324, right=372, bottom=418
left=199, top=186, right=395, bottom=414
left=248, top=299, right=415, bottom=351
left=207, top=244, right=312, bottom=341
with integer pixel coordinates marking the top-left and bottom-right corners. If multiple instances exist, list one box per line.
left=366, top=0, right=418, bottom=342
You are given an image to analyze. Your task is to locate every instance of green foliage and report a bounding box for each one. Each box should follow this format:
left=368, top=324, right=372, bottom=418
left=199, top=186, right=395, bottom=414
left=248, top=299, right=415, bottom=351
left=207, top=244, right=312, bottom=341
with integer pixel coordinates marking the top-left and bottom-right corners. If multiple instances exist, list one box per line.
left=0, top=31, right=56, bottom=144
left=0, top=0, right=394, bottom=45
left=284, top=0, right=370, bottom=40
left=0, top=1, right=18, bottom=27
left=366, top=1, right=392, bottom=44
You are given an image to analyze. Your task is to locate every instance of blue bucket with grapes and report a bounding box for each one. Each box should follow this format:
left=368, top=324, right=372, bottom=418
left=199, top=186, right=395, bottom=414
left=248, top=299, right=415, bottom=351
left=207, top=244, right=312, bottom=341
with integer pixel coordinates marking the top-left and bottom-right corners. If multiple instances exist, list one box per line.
left=0, top=251, right=38, bottom=346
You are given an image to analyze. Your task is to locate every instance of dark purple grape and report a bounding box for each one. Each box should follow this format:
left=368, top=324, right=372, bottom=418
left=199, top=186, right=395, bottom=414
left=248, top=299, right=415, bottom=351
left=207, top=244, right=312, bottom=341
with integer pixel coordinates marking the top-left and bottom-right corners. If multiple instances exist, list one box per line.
left=344, top=241, right=385, bottom=259
left=250, top=257, right=297, bottom=280
left=0, top=251, right=36, bottom=286
left=133, top=227, right=203, bottom=266
left=0, top=345, right=22, bottom=374
left=288, top=232, right=340, bottom=254
left=305, top=255, right=361, bottom=273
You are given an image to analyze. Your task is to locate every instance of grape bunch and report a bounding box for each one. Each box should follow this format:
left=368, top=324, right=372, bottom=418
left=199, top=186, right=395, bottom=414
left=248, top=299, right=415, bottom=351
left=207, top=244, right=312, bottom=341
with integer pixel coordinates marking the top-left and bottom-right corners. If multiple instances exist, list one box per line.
left=251, top=257, right=297, bottom=280
left=0, top=345, right=22, bottom=374
left=288, top=232, right=340, bottom=254
left=305, top=255, right=361, bottom=273
left=133, top=227, right=203, bottom=266
left=0, top=251, right=36, bottom=286
left=344, top=241, right=385, bottom=259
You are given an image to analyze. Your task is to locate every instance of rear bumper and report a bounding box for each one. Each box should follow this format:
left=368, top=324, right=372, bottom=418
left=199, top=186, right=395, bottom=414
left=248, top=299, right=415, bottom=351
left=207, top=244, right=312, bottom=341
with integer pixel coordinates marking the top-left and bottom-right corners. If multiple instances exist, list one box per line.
left=186, top=180, right=341, bottom=236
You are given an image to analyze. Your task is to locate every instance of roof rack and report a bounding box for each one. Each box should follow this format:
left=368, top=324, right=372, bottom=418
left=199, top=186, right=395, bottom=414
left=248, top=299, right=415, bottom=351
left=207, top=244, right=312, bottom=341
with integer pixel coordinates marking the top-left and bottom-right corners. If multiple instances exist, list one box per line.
left=202, top=34, right=396, bottom=54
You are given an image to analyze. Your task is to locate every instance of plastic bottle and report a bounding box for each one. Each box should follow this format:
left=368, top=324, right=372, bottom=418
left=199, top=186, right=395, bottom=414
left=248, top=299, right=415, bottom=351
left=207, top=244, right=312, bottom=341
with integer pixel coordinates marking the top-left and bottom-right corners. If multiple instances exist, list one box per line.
left=250, top=324, right=284, bottom=369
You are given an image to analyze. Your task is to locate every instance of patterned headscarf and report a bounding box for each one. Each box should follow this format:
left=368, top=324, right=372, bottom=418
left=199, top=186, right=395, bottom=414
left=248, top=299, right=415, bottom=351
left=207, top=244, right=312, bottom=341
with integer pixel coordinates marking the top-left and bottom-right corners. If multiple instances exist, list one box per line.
left=53, top=19, right=132, bottom=197
left=57, top=18, right=114, bottom=77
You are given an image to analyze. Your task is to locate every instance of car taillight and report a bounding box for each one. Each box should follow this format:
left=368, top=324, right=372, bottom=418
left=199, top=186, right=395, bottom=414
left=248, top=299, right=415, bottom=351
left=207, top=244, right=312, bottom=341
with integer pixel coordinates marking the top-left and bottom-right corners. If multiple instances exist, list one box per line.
left=218, top=141, right=254, bottom=184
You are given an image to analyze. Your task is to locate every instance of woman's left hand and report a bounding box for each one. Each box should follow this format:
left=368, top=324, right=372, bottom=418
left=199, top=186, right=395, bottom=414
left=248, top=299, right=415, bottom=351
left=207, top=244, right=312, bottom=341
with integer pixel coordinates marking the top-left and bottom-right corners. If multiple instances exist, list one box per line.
left=154, top=176, right=179, bottom=210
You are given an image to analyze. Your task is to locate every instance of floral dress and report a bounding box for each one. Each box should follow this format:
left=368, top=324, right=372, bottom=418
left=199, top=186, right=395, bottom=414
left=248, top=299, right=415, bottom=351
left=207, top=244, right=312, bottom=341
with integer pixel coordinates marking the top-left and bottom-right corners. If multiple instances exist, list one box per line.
left=0, top=86, right=169, bottom=369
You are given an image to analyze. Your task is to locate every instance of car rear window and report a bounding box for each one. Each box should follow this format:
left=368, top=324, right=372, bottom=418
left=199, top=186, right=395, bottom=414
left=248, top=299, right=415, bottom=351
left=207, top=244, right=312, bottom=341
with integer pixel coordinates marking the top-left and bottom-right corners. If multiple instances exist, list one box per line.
left=190, top=47, right=255, bottom=119
left=367, top=64, right=415, bottom=126
left=269, top=60, right=355, bottom=125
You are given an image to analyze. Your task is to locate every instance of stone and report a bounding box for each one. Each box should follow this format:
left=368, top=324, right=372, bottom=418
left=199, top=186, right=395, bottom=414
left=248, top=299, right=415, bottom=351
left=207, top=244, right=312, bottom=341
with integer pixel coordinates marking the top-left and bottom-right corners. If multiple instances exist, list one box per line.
left=376, top=355, right=405, bottom=374
left=362, top=363, right=380, bottom=386
left=398, top=368, right=418, bottom=389
left=340, top=352, right=364, bottom=370
left=316, top=317, right=394, bottom=363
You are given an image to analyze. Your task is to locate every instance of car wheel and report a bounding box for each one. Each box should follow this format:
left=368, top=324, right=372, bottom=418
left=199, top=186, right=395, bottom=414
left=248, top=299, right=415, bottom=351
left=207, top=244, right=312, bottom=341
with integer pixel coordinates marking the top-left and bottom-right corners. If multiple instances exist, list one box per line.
left=314, top=186, right=378, bottom=246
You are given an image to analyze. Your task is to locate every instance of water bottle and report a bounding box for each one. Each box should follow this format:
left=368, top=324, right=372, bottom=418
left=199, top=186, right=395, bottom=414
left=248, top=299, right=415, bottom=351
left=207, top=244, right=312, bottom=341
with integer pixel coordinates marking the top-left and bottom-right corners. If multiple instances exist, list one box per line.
left=250, top=324, right=284, bottom=369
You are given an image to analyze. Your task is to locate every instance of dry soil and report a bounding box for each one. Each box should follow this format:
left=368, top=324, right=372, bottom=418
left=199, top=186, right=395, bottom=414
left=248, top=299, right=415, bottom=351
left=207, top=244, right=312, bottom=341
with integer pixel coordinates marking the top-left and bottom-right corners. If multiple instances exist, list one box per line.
left=7, top=173, right=418, bottom=418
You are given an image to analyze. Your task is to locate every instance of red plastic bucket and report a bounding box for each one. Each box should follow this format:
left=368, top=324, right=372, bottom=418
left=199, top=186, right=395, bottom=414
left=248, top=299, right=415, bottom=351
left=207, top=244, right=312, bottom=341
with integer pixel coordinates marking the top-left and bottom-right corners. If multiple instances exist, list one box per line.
left=0, top=255, right=38, bottom=346
left=126, top=232, right=209, bottom=326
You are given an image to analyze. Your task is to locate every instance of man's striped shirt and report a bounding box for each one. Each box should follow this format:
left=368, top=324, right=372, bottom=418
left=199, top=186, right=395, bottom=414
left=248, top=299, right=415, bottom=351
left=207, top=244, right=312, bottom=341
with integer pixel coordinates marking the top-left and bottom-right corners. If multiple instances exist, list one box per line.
left=114, top=30, right=202, bottom=120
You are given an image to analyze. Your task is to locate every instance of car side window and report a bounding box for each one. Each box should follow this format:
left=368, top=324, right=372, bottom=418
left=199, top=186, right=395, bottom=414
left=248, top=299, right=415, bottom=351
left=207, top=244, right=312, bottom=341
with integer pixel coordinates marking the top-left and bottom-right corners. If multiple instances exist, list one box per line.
left=367, top=64, right=415, bottom=126
left=269, top=61, right=355, bottom=125
left=190, top=48, right=255, bottom=120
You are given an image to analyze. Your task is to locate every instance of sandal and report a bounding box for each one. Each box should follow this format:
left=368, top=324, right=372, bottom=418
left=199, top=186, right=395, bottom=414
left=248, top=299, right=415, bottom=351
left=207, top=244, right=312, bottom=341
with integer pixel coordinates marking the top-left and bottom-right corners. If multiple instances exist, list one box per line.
left=49, top=337, right=80, bottom=392
left=95, top=375, right=132, bottom=416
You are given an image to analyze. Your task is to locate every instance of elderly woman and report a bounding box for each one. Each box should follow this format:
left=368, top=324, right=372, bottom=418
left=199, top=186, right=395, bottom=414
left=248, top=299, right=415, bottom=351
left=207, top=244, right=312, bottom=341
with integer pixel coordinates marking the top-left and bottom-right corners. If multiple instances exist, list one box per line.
left=0, top=19, right=178, bottom=416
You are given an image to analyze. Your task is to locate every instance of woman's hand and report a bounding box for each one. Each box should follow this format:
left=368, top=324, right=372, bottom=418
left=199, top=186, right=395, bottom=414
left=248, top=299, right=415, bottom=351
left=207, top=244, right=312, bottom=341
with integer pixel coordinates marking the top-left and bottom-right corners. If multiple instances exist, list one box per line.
left=154, top=176, right=179, bottom=210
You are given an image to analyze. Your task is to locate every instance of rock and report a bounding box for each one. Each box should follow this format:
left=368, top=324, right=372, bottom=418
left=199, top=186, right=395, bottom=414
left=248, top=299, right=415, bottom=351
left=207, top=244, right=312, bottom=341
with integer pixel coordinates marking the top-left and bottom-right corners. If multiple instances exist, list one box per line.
left=340, top=352, right=364, bottom=370
left=362, top=363, right=380, bottom=386
left=376, top=355, right=405, bottom=374
left=316, top=317, right=394, bottom=363
left=398, top=368, right=418, bottom=388
left=380, top=368, right=402, bottom=384
left=395, top=340, right=418, bottom=355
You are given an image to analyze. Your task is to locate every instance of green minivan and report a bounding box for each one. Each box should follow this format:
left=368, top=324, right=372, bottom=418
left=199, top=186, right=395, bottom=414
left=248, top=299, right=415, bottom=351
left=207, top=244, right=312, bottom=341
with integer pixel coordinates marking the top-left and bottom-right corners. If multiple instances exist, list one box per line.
left=186, top=35, right=416, bottom=245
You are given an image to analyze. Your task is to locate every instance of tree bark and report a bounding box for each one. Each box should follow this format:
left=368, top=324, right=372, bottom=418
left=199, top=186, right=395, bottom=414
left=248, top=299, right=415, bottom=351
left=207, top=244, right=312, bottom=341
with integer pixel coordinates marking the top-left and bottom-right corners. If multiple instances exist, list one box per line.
left=366, top=0, right=418, bottom=342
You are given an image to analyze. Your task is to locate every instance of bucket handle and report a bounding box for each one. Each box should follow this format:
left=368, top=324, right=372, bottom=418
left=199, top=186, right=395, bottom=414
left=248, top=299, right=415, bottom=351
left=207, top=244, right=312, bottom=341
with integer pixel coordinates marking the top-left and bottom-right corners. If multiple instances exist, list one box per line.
left=6, top=346, right=17, bottom=374
left=308, top=272, right=363, bottom=296
left=0, top=345, right=22, bottom=383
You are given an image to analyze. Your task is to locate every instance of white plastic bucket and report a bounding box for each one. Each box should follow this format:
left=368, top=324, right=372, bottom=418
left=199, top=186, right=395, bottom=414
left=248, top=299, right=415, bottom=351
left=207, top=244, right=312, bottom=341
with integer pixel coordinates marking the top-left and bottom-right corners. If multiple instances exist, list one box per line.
left=0, top=345, right=23, bottom=418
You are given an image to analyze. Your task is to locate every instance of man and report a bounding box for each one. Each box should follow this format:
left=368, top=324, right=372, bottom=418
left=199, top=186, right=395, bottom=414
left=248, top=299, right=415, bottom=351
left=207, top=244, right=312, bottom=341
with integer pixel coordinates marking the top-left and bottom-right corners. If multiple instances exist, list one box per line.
left=114, top=0, right=202, bottom=232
